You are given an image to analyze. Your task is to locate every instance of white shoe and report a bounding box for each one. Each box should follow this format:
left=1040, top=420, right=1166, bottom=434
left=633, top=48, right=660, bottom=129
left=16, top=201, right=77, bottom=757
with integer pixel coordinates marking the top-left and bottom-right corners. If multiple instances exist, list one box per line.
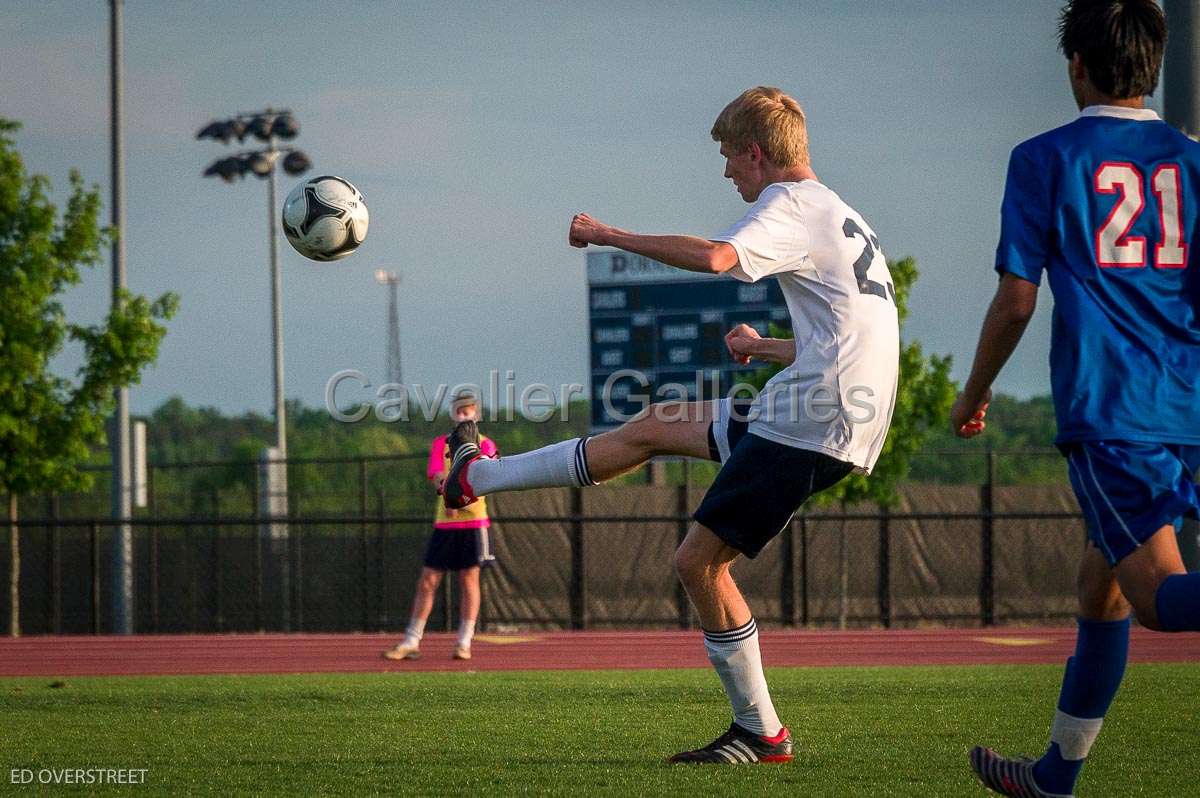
left=383, top=642, right=421, bottom=661
left=453, top=645, right=472, bottom=661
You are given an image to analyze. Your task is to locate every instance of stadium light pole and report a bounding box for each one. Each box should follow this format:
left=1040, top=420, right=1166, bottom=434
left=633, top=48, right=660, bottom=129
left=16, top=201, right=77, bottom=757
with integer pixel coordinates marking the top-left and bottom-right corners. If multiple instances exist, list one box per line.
left=267, top=136, right=286, bottom=464
left=199, top=113, right=309, bottom=630
left=109, top=0, right=134, bottom=635
left=197, top=111, right=311, bottom=463
left=374, top=270, right=403, bottom=387
left=1165, top=0, right=1200, bottom=137
left=1163, top=0, right=1200, bottom=571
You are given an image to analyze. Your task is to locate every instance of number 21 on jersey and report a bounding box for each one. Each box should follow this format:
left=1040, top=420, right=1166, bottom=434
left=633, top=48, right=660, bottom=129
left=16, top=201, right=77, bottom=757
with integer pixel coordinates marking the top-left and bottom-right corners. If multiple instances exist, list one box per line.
left=1094, top=161, right=1187, bottom=269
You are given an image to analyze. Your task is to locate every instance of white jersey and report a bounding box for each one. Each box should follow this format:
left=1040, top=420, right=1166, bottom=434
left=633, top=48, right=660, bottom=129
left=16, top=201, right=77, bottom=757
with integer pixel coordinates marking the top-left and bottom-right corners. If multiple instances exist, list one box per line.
left=711, top=181, right=899, bottom=474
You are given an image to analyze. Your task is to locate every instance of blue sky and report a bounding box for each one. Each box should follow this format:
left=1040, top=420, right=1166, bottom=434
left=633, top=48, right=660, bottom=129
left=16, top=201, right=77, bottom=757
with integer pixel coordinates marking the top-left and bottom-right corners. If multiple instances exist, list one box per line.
left=1, top=1, right=1159, bottom=416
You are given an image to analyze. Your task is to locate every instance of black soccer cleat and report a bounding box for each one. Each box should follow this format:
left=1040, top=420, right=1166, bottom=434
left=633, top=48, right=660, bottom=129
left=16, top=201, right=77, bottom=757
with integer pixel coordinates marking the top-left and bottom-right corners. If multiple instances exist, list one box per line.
left=669, top=722, right=794, bottom=764
left=969, top=746, right=1072, bottom=798
left=442, top=420, right=482, bottom=510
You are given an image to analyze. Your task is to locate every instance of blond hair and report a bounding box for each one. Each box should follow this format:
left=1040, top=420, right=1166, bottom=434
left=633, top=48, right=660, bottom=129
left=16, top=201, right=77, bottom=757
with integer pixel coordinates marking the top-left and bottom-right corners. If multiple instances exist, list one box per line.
left=710, top=86, right=809, bottom=168
left=451, top=387, right=479, bottom=410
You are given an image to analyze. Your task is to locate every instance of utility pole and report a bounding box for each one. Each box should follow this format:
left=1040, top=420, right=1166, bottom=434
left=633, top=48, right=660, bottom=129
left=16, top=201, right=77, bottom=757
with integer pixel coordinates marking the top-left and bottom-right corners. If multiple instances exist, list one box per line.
left=1163, top=0, right=1200, bottom=571
left=1165, top=1, right=1200, bottom=137
left=197, top=110, right=307, bottom=466
left=197, top=109, right=309, bottom=629
left=109, top=0, right=133, bottom=635
left=375, top=270, right=403, bottom=386
left=267, top=130, right=287, bottom=462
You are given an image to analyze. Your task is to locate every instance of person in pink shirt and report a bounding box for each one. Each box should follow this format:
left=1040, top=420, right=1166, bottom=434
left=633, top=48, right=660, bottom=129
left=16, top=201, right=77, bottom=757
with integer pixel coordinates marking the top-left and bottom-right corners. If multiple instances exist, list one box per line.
left=383, top=391, right=497, bottom=661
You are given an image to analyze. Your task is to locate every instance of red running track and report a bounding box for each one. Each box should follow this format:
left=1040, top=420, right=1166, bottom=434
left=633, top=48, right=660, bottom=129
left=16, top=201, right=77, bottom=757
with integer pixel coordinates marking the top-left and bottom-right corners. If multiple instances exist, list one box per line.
left=1, top=627, right=1198, bottom=678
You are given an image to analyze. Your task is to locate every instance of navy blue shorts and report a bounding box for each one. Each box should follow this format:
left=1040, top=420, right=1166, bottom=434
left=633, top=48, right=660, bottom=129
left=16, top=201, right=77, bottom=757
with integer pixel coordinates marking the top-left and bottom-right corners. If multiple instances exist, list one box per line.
left=1062, top=440, right=1200, bottom=566
left=423, top=527, right=496, bottom=571
left=695, top=399, right=854, bottom=559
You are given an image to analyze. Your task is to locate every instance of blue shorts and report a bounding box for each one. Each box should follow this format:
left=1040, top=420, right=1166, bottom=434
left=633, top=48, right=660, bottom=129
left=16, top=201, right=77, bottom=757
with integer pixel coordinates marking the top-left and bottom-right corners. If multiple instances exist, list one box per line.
left=423, top=527, right=495, bottom=571
left=1061, top=440, right=1200, bottom=566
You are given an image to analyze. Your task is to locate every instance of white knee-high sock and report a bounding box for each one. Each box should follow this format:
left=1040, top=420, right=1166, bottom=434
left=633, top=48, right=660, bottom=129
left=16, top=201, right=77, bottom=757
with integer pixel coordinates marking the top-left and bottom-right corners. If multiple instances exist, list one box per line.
left=703, top=619, right=783, bottom=737
left=457, top=619, right=476, bottom=648
left=467, top=437, right=597, bottom=495
left=402, top=617, right=426, bottom=648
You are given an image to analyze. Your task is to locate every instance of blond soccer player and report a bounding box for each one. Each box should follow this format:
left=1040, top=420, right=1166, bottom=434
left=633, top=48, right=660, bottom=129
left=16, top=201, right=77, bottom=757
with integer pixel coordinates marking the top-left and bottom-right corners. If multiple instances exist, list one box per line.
left=443, top=87, right=899, bottom=763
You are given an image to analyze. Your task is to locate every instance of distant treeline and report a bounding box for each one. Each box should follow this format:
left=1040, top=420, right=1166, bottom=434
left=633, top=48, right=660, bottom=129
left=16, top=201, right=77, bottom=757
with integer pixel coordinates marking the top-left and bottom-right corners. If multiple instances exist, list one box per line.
left=907, top=393, right=1063, bottom=485
left=136, top=393, right=1056, bottom=466
left=44, top=393, right=1060, bottom=519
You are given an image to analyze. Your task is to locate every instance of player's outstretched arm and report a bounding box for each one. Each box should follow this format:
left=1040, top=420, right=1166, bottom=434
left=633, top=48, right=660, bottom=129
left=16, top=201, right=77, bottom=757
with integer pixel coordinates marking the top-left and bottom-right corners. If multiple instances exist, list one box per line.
left=952, top=274, right=1038, bottom=438
left=569, top=212, right=738, bottom=275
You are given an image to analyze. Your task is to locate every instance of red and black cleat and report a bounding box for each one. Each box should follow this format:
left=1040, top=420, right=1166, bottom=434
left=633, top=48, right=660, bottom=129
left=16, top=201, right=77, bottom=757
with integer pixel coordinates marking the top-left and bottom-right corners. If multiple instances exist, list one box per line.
left=969, top=746, right=1072, bottom=798
left=669, top=722, right=794, bottom=765
left=442, top=420, right=482, bottom=509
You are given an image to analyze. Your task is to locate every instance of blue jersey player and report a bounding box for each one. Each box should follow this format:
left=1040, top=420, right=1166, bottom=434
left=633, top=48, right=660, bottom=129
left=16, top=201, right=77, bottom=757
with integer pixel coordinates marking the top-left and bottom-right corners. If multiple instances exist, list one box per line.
left=955, top=2, right=1200, bottom=796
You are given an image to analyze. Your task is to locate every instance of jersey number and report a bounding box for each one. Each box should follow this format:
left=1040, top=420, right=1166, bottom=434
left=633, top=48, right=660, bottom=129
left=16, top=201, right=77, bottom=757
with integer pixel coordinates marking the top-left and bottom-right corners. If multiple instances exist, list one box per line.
left=1094, top=162, right=1187, bottom=269
left=842, top=218, right=896, bottom=302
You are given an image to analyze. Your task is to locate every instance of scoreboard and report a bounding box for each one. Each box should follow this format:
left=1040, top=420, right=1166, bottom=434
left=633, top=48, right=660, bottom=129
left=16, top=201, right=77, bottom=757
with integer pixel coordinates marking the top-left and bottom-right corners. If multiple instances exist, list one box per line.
left=586, top=250, right=791, bottom=428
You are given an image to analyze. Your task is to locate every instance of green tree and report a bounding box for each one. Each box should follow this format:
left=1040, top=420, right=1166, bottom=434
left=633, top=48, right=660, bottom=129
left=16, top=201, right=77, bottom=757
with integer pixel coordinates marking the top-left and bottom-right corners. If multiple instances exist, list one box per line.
left=0, top=120, right=177, bottom=635
left=910, top=393, right=1063, bottom=485
left=743, top=256, right=955, bottom=506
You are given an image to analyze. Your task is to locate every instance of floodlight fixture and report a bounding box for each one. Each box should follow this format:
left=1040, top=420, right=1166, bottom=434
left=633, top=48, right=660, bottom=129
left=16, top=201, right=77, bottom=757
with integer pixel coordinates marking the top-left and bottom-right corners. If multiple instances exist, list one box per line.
left=248, top=150, right=278, bottom=177
left=203, top=155, right=245, bottom=182
left=272, top=114, right=299, bottom=140
left=282, top=150, right=311, bottom=176
left=196, top=120, right=225, bottom=141
left=248, top=114, right=276, bottom=142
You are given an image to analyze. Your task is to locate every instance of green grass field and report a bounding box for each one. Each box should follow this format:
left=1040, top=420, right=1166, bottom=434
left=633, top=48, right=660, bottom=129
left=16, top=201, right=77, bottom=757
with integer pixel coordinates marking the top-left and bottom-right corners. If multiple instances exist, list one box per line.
left=2, top=664, right=1195, bottom=796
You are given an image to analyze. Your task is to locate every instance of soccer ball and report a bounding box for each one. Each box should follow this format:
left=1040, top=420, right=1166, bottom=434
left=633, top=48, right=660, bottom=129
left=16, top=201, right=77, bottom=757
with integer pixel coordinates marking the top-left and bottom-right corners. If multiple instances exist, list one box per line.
left=281, top=176, right=369, bottom=261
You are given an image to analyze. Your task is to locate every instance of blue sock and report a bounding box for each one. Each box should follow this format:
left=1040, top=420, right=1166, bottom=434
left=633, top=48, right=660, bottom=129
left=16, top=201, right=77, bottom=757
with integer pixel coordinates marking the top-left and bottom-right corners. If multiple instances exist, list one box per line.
left=1155, top=573, right=1200, bottom=631
left=1032, top=616, right=1129, bottom=795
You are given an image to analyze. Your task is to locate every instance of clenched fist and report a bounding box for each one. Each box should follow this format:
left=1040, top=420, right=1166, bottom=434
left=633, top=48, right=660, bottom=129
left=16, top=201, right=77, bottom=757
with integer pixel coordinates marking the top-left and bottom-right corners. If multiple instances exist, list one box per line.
left=725, top=323, right=761, bottom=365
left=569, top=213, right=612, bottom=248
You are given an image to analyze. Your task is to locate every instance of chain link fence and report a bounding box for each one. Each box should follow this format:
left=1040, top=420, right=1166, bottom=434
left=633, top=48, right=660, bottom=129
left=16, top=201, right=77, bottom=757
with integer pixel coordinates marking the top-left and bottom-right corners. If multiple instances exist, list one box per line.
left=2, top=447, right=1089, bottom=635
left=39, top=448, right=1069, bottom=520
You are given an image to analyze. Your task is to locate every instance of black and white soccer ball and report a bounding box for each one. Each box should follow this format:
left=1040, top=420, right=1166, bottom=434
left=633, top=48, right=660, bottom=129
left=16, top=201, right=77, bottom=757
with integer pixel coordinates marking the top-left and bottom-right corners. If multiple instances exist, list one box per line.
left=281, top=175, right=369, bottom=261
